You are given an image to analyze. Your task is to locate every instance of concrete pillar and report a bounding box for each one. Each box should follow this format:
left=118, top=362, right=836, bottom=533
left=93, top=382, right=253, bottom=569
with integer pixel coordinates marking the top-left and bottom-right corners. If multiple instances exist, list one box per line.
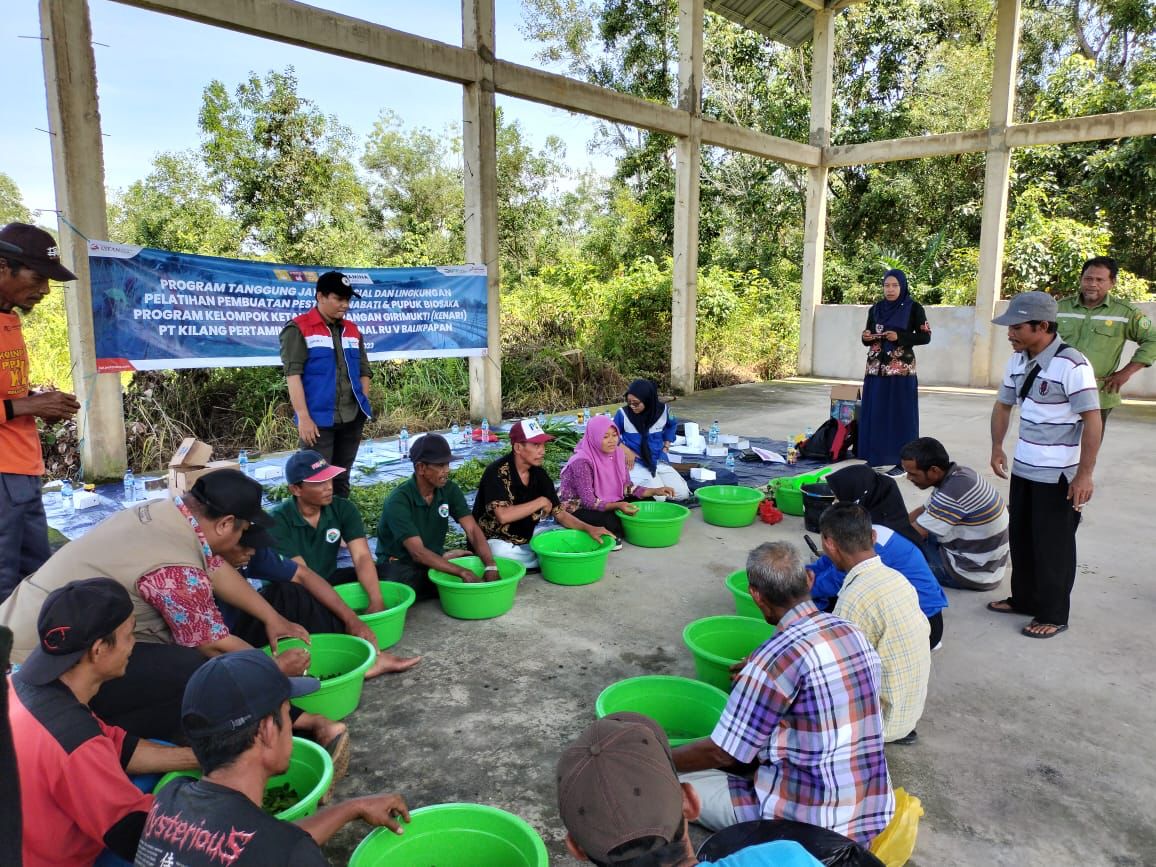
left=797, top=9, right=835, bottom=377
left=462, top=0, right=502, bottom=422
left=972, top=0, right=1021, bottom=387
left=40, top=0, right=127, bottom=480
left=670, top=0, right=703, bottom=395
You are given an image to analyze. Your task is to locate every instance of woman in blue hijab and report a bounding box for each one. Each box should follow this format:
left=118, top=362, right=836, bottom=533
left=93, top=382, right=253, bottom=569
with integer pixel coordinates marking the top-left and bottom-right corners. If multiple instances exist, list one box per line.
left=858, top=269, right=931, bottom=470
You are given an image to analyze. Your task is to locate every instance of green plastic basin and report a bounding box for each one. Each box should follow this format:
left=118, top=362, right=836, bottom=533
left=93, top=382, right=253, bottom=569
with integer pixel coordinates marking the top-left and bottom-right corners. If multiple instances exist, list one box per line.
left=154, top=737, right=332, bottom=821
left=682, top=615, right=776, bottom=691
left=725, top=569, right=763, bottom=620
left=350, top=803, right=549, bottom=867
left=333, top=581, right=416, bottom=649
left=695, top=485, right=764, bottom=528
left=529, top=529, right=614, bottom=586
left=769, top=466, right=833, bottom=516
left=616, top=501, right=691, bottom=548
left=262, top=634, right=376, bottom=720
left=595, top=675, right=729, bottom=746
left=428, top=556, right=526, bottom=620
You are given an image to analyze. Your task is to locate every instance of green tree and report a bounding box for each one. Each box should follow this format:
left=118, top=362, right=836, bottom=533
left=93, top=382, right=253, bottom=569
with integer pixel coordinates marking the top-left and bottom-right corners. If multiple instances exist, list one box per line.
left=0, top=173, right=31, bottom=225
left=198, top=67, right=378, bottom=265
left=108, top=152, right=242, bottom=256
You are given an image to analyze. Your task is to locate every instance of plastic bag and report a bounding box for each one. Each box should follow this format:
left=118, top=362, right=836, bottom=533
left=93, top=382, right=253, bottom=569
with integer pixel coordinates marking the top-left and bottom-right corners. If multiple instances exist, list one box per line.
left=869, top=787, right=924, bottom=867
left=697, top=819, right=884, bottom=866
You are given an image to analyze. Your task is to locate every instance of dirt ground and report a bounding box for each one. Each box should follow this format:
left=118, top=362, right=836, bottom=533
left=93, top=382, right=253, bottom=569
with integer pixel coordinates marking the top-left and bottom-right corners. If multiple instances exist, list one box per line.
left=323, top=380, right=1156, bottom=866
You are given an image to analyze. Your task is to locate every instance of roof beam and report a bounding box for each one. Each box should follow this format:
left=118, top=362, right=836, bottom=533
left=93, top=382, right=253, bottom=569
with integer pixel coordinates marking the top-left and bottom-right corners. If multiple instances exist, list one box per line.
left=110, top=0, right=479, bottom=84
left=701, top=119, right=821, bottom=166
left=824, top=108, right=1156, bottom=166
left=1006, top=108, right=1156, bottom=148
left=494, top=61, right=691, bottom=137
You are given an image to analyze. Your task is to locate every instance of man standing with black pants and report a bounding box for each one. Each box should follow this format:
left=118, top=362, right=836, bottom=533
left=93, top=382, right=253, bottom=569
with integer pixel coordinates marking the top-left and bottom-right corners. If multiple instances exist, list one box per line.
left=280, top=271, right=372, bottom=499
left=989, top=292, right=1101, bottom=640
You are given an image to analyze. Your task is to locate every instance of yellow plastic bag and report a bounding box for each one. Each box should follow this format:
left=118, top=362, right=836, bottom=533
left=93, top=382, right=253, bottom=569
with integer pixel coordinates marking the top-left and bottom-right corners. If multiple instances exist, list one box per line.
left=869, top=787, right=924, bottom=867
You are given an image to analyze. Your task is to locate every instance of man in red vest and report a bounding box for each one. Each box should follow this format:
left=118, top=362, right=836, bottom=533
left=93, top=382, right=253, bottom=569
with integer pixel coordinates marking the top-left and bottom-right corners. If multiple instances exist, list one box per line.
left=280, top=271, right=372, bottom=499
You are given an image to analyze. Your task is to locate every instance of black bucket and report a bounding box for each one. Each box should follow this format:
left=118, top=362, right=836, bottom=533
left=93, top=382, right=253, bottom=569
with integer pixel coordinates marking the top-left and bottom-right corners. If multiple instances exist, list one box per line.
left=801, top=482, right=835, bottom=533
left=697, top=819, right=885, bottom=866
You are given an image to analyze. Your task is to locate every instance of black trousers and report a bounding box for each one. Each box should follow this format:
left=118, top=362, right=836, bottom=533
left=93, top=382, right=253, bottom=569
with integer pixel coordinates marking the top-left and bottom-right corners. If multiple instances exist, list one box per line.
left=927, top=612, right=944, bottom=649
left=1008, top=473, right=1081, bottom=626
left=307, top=414, right=366, bottom=499
left=573, top=507, right=625, bottom=539
left=90, top=643, right=206, bottom=743
left=231, top=582, right=347, bottom=646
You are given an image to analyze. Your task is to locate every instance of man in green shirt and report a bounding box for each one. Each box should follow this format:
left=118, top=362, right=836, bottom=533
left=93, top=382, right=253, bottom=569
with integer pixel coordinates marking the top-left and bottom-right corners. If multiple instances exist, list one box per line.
left=376, top=434, right=499, bottom=599
left=270, top=450, right=420, bottom=676
left=1057, top=256, right=1156, bottom=423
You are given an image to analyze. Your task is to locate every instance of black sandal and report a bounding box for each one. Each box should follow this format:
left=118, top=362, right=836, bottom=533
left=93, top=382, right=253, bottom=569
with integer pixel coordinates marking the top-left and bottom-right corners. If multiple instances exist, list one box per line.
left=986, top=598, right=1026, bottom=615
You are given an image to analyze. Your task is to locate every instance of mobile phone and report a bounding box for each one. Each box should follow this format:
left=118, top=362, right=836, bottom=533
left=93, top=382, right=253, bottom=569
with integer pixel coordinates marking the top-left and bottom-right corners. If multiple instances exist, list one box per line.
left=804, top=534, right=820, bottom=557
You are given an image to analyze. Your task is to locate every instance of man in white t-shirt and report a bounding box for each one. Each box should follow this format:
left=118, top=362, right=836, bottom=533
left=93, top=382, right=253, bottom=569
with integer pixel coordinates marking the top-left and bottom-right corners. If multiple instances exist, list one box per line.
left=988, top=292, right=1101, bottom=640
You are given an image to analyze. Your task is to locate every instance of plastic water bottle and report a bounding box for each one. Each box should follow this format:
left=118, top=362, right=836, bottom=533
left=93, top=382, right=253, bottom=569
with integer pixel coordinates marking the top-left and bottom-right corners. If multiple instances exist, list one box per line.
left=584, top=407, right=591, bottom=425
left=451, top=422, right=460, bottom=443
left=709, top=419, right=720, bottom=446
left=61, top=479, right=74, bottom=513
left=725, top=452, right=736, bottom=472
left=123, top=468, right=135, bottom=503
left=399, top=426, right=409, bottom=456
left=481, top=417, right=490, bottom=441
left=238, top=449, right=249, bottom=475
left=537, top=410, right=546, bottom=427
left=463, top=423, right=472, bottom=446
left=804, top=426, right=814, bottom=441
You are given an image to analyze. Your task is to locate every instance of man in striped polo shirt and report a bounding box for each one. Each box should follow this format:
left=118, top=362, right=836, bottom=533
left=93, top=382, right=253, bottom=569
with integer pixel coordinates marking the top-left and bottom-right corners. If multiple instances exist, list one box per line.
left=900, top=437, right=1009, bottom=591
left=989, top=292, right=1101, bottom=639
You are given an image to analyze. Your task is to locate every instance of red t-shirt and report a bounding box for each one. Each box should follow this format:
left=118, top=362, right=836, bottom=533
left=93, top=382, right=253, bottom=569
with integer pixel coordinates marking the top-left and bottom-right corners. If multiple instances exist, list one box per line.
left=0, top=311, right=43, bottom=476
left=8, top=674, right=154, bottom=867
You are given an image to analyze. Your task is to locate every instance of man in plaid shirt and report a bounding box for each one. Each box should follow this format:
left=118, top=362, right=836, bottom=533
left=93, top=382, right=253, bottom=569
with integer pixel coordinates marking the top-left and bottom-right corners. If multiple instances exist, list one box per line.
left=674, top=541, right=894, bottom=845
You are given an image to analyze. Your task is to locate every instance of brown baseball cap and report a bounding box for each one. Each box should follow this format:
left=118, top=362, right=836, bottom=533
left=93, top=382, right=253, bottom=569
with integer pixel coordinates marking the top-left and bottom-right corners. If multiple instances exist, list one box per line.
left=557, top=712, right=685, bottom=862
left=0, top=223, right=77, bottom=281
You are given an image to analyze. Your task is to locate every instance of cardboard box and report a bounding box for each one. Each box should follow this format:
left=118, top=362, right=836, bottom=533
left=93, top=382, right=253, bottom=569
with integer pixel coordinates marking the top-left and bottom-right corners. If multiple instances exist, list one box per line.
left=169, top=437, right=214, bottom=468
left=168, top=460, right=240, bottom=495
left=830, top=384, right=862, bottom=424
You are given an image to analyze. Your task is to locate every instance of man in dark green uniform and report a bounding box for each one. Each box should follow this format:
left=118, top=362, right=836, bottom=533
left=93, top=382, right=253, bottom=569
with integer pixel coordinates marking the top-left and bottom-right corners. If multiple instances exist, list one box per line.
left=1057, top=256, right=1156, bottom=425
left=376, top=434, right=499, bottom=599
left=270, top=450, right=419, bottom=676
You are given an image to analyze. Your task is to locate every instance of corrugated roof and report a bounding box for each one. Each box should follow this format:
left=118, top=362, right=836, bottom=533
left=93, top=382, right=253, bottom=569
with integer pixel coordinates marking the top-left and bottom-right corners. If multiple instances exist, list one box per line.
left=705, top=0, right=817, bottom=48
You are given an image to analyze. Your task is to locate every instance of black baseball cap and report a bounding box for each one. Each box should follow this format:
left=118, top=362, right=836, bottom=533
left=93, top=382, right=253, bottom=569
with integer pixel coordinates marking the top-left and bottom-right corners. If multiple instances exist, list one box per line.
left=0, top=223, right=77, bottom=281
left=409, top=433, right=453, bottom=465
left=19, top=578, right=134, bottom=685
left=189, top=469, right=274, bottom=528
left=316, top=270, right=361, bottom=299
left=182, top=649, right=319, bottom=737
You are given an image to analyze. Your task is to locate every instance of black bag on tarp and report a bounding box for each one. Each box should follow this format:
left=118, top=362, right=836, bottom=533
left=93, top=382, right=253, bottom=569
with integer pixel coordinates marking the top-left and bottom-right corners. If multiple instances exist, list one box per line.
left=696, top=819, right=884, bottom=867
left=800, top=418, right=856, bottom=462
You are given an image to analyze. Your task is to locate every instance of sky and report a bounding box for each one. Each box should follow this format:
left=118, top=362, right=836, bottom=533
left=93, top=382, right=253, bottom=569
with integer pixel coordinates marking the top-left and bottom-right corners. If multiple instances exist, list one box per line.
left=2, top=0, right=614, bottom=222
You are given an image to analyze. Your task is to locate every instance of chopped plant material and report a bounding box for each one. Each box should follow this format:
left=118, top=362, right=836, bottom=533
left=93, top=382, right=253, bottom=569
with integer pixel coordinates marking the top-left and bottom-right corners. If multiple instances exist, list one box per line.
left=263, top=782, right=299, bottom=814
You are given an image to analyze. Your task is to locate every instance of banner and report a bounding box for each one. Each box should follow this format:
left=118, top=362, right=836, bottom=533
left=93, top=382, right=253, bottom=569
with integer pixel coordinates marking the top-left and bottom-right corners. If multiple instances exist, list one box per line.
left=87, top=241, right=489, bottom=373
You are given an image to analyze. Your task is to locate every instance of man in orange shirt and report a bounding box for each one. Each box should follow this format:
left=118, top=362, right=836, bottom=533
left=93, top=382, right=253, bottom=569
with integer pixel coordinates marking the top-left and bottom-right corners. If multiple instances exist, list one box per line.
left=0, top=223, right=80, bottom=602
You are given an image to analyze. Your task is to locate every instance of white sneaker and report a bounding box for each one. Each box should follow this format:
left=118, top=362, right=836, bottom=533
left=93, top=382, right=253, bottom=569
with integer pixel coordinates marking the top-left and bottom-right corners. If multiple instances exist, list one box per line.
left=612, top=539, right=624, bottom=552
left=931, top=640, right=944, bottom=652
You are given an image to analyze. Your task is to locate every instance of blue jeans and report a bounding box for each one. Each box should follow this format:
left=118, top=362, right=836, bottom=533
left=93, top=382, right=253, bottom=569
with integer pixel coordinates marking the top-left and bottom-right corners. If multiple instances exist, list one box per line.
left=0, top=473, right=52, bottom=603
left=920, top=534, right=958, bottom=588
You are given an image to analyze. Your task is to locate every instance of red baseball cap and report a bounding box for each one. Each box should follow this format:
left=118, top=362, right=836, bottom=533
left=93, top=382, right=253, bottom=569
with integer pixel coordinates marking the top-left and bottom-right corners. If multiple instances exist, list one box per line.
left=509, top=418, right=554, bottom=444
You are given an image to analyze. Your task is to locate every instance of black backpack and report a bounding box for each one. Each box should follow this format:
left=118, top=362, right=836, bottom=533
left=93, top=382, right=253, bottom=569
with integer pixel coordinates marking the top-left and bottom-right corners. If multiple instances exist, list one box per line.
left=800, top=418, right=856, bottom=462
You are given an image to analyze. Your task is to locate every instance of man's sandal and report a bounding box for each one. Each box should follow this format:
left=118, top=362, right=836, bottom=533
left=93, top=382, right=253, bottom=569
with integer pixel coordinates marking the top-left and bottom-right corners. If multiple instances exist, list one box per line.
left=986, top=598, right=1027, bottom=615
left=1022, top=622, right=1068, bottom=639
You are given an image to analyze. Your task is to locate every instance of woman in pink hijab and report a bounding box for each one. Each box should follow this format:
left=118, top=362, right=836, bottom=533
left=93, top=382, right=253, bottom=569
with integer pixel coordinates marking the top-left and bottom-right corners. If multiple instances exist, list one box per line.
left=559, top=415, right=674, bottom=547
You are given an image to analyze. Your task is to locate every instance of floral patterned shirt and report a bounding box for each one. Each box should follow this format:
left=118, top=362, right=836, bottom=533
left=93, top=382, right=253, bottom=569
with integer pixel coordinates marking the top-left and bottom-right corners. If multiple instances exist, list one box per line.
left=136, top=498, right=228, bottom=647
left=863, top=302, right=931, bottom=377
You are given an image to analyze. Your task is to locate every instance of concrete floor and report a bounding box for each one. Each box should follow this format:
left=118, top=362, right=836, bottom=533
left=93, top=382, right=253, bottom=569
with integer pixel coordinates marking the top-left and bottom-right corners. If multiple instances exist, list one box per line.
left=322, top=380, right=1156, bottom=866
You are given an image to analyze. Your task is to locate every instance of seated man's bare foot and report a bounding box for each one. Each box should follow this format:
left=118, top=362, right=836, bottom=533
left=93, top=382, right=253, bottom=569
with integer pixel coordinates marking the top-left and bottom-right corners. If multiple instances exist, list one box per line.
left=294, top=712, right=347, bottom=750
left=366, top=650, right=422, bottom=679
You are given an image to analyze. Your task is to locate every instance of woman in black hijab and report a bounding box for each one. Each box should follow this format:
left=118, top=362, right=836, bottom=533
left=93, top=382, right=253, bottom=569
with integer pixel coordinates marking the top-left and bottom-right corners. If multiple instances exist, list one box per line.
left=827, top=464, right=922, bottom=545
left=611, top=378, right=690, bottom=500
